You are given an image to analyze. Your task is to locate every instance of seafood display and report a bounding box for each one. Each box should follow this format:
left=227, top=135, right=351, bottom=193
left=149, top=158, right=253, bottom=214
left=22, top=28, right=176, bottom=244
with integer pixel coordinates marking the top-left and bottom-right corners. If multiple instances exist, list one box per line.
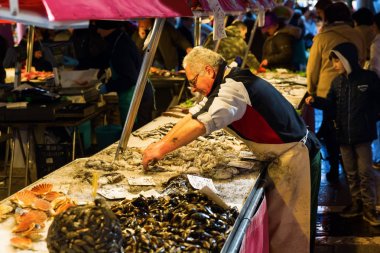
left=132, top=122, right=176, bottom=140
left=0, top=114, right=263, bottom=251
left=2, top=183, right=76, bottom=250
left=47, top=199, right=123, bottom=253
left=85, top=124, right=262, bottom=181
left=258, top=71, right=307, bottom=108
left=111, top=191, right=239, bottom=252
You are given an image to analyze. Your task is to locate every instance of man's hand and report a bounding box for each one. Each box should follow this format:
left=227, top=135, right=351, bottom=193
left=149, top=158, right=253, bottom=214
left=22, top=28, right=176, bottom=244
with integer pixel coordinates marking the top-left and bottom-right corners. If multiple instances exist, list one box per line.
left=260, top=59, right=268, bottom=67
left=305, top=96, right=314, bottom=105
left=142, top=141, right=166, bottom=170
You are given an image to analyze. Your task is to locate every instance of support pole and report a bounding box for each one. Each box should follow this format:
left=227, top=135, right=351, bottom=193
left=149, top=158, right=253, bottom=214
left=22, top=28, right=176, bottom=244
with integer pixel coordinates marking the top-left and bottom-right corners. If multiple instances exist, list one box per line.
left=242, top=17, right=258, bottom=69
left=26, top=25, right=35, bottom=73
left=114, top=18, right=165, bottom=161
left=194, top=16, right=202, bottom=46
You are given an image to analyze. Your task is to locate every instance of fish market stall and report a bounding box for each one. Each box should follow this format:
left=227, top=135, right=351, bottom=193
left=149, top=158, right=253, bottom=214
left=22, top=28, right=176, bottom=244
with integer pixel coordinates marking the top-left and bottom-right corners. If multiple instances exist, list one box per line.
left=0, top=114, right=265, bottom=252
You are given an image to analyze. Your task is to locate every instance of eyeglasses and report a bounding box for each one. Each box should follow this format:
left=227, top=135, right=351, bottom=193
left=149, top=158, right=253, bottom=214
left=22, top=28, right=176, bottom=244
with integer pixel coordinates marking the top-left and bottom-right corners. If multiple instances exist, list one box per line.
left=188, top=74, right=199, bottom=88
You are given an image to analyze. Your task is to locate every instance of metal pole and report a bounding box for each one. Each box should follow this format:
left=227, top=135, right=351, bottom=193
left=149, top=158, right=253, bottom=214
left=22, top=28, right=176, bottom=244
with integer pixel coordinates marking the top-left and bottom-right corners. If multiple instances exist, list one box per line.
left=194, top=17, right=202, bottom=46
left=26, top=25, right=35, bottom=73
left=114, top=18, right=165, bottom=161
left=241, top=17, right=258, bottom=69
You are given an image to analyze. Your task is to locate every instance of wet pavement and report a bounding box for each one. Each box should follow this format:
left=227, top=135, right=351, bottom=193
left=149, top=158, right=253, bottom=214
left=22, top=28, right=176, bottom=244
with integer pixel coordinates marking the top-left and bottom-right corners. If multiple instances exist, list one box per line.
left=314, top=109, right=380, bottom=252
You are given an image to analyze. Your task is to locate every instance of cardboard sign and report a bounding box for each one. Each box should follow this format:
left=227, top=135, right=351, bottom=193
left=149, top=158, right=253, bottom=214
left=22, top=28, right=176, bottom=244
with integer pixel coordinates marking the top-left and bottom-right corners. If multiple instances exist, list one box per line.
left=187, top=174, right=219, bottom=193
left=128, top=176, right=156, bottom=186
left=208, top=0, right=227, bottom=41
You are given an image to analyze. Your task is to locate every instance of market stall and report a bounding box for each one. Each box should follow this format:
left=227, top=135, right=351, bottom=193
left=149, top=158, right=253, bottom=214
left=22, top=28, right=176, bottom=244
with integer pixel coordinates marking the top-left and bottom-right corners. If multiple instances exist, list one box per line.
left=0, top=113, right=265, bottom=252
left=0, top=66, right=308, bottom=252
left=0, top=1, right=310, bottom=252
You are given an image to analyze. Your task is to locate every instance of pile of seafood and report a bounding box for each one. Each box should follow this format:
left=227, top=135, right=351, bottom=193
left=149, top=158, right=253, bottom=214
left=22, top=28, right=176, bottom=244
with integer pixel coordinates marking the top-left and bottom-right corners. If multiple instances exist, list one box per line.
left=0, top=183, right=75, bottom=250
left=83, top=123, right=261, bottom=180
left=132, top=122, right=176, bottom=140
left=47, top=199, right=123, bottom=253
left=111, top=191, right=238, bottom=252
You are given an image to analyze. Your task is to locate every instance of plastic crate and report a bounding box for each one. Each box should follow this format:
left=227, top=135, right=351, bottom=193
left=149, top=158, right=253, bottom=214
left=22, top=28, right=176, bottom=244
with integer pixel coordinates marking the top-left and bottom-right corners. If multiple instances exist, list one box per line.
left=35, top=144, right=72, bottom=178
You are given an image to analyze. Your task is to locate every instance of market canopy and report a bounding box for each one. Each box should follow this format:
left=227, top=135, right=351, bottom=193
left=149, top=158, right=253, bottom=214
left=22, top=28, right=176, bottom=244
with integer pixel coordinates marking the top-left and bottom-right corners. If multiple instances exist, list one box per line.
left=0, top=0, right=274, bottom=29
left=0, top=0, right=193, bottom=28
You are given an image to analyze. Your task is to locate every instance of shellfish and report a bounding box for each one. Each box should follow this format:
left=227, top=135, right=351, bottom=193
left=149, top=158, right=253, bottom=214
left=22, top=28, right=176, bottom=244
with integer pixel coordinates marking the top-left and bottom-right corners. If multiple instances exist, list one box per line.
left=10, top=236, right=32, bottom=250
left=30, top=183, right=53, bottom=195
left=12, top=190, right=37, bottom=208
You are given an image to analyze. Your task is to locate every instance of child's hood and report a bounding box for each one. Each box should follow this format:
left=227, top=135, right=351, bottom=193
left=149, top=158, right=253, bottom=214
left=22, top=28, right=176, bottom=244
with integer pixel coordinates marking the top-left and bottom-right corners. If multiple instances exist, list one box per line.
left=330, top=42, right=360, bottom=75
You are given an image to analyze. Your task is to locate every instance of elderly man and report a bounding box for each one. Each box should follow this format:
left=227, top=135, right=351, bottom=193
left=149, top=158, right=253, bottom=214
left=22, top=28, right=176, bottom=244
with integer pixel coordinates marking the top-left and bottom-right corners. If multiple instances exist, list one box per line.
left=142, top=47, right=321, bottom=253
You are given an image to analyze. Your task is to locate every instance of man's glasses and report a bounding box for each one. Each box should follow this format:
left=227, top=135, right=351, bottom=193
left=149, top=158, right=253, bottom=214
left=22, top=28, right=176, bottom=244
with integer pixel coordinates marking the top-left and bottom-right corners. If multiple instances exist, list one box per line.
left=188, top=74, right=199, bottom=88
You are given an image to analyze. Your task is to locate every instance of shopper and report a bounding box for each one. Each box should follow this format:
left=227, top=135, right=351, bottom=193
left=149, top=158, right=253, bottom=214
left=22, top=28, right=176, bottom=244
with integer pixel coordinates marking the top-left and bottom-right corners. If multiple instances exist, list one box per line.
left=314, top=0, right=332, bottom=32
left=142, top=47, right=321, bottom=253
left=369, top=12, right=380, bottom=169
left=203, top=20, right=260, bottom=70
left=95, top=20, right=154, bottom=130
left=0, top=34, right=8, bottom=83
left=306, top=2, right=366, bottom=183
left=352, top=7, right=376, bottom=61
left=306, top=42, right=380, bottom=226
left=132, top=19, right=192, bottom=71
left=260, top=11, right=304, bottom=71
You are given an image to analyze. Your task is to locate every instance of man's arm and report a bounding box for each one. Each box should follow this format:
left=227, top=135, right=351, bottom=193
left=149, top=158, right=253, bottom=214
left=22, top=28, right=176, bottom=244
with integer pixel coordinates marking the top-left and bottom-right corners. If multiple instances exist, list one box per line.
left=142, top=114, right=206, bottom=168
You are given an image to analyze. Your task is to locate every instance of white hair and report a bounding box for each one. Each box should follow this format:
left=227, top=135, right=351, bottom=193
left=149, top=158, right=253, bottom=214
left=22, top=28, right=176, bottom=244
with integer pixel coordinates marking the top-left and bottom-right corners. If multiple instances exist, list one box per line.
left=182, top=46, right=225, bottom=74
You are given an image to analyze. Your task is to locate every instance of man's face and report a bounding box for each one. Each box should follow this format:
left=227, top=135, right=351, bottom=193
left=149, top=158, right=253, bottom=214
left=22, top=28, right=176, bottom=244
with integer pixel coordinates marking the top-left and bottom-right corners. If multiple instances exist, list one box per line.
left=185, top=65, right=215, bottom=96
left=332, top=58, right=346, bottom=74
left=316, top=8, right=324, bottom=21
left=96, top=28, right=111, bottom=38
left=138, top=19, right=153, bottom=31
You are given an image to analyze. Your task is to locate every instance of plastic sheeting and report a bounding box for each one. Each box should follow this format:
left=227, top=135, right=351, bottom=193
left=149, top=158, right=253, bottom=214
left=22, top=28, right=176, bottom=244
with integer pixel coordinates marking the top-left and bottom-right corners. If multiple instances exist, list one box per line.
left=239, top=196, right=269, bottom=253
left=0, top=0, right=193, bottom=23
left=43, top=0, right=193, bottom=21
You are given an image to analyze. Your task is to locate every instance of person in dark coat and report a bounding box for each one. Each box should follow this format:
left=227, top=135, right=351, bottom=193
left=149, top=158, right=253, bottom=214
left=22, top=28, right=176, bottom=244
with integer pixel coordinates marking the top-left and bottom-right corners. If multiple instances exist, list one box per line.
left=95, top=20, right=154, bottom=130
left=306, top=42, right=380, bottom=226
left=260, top=11, right=303, bottom=71
left=0, top=34, right=8, bottom=83
left=132, top=19, right=192, bottom=71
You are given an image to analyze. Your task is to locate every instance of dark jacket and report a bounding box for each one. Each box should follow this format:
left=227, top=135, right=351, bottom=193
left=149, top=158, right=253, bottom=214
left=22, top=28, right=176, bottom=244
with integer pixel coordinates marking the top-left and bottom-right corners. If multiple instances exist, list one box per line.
left=104, top=29, right=142, bottom=93
left=132, top=22, right=192, bottom=70
left=312, top=42, right=380, bottom=145
left=262, top=25, right=302, bottom=70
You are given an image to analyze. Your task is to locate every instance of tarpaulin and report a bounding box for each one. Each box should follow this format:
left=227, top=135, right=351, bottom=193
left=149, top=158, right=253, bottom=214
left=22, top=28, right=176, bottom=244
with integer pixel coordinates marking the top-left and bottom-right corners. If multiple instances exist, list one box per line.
left=43, top=0, right=193, bottom=21
left=195, top=0, right=247, bottom=12
left=0, top=0, right=192, bottom=24
left=239, top=196, right=269, bottom=253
